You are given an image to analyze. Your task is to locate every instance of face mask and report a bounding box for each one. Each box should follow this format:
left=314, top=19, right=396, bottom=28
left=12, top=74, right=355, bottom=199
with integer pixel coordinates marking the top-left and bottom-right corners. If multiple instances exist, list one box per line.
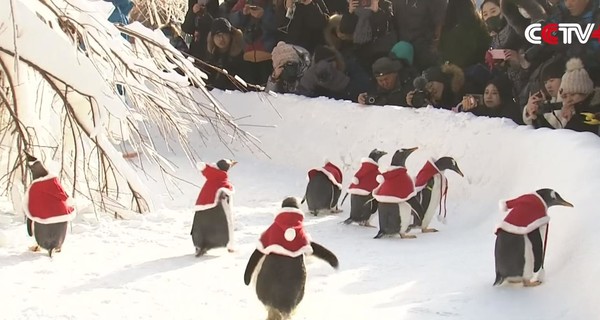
left=518, top=7, right=531, bottom=19
left=485, top=15, right=507, bottom=33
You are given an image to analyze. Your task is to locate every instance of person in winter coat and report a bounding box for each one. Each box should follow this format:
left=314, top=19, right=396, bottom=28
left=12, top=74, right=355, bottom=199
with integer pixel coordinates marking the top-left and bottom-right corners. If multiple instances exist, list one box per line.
left=160, top=23, right=189, bottom=53
left=456, top=75, right=523, bottom=124
left=439, top=0, right=490, bottom=69
left=104, top=0, right=134, bottom=40
left=265, top=42, right=311, bottom=94
left=356, top=55, right=415, bottom=106
left=339, top=0, right=397, bottom=73
left=522, top=57, right=565, bottom=128
left=296, top=45, right=361, bottom=101
left=205, top=18, right=246, bottom=91
left=182, top=0, right=216, bottom=60
left=274, top=0, right=329, bottom=53
left=229, top=0, right=278, bottom=85
left=406, top=62, right=465, bottom=109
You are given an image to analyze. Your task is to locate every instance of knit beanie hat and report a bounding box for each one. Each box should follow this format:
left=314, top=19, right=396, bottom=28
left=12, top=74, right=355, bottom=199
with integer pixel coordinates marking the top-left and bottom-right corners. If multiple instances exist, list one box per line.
left=423, top=65, right=448, bottom=84
left=271, top=41, right=302, bottom=69
left=559, top=58, right=594, bottom=95
left=372, top=57, right=402, bottom=77
left=210, top=18, right=233, bottom=35
left=389, top=41, right=414, bottom=66
left=541, top=58, right=565, bottom=82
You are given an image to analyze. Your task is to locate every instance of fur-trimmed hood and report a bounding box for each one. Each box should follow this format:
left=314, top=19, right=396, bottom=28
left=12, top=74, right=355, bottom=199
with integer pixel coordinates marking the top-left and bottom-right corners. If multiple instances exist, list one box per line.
left=207, top=28, right=244, bottom=57
left=323, top=14, right=353, bottom=50
left=441, top=63, right=465, bottom=94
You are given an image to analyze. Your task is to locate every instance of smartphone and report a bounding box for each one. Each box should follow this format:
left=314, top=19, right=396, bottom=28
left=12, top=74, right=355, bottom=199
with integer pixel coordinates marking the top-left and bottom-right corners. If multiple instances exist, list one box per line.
left=248, top=4, right=259, bottom=9
left=490, top=49, right=506, bottom=60
left=469, top=94, right=484, bottom=106
left=357, top=0, right=372, bottom=7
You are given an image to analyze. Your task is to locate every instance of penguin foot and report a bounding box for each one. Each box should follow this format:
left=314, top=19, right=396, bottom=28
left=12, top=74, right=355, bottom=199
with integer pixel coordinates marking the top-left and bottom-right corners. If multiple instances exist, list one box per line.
left=523, top=280, right=542, bottom=287
left=373, top=231, right=385, bottom=239
left=195, top=247, right=207, bottom=257
left=55, top=247, right=62, bottom=253
left=421, top=228, right=438, bottom=233
left=400, top=233, right=417, bottom=239
left=28, top=245, right=40, bottom=252
left=330, top=207, right=342, bottom=214
left=359, top=221, right=376, bottom=228
left=227, top=248, right=235, bottom=253
left=343, top=218, right=353, bottom=225
left=508, top=280, right=522, bottom=284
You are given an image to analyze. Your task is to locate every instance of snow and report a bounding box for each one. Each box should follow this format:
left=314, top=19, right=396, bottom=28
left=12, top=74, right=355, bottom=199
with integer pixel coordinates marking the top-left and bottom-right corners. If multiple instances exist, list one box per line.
left=1, top=89, right=599, bottom=319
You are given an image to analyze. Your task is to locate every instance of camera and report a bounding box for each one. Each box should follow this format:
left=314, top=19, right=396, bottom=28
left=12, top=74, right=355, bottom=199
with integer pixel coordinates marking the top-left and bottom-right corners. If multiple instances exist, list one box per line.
left=365, top=94, right=379, bottom=105
left=411, top=76, right=431, bottom=108
left=280, top=61, right=300, bottom=81
left=538, top=101, right=562, bottom=113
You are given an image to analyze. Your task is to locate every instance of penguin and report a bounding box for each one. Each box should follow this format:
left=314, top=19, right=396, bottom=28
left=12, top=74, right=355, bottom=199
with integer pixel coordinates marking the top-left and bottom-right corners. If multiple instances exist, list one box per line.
left=494, top=189, right=573, bottom=287
left=411, top=157, right=464, bottom=233
left=23, top=153, right=76, bottom=257
left=342, top=149, right=387, bottom=227
left=372, top=147, right=425, bottom=239
left=302, top=161, right=343, bottom=216
left=191, top=159, right=237, bottom=257
left=244, top=197, right=339, bottom=320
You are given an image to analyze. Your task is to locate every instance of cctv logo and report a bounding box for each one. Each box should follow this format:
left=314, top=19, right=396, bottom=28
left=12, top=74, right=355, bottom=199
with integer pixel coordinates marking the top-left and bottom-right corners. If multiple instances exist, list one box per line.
left=525, top=23, right=600, bottom=45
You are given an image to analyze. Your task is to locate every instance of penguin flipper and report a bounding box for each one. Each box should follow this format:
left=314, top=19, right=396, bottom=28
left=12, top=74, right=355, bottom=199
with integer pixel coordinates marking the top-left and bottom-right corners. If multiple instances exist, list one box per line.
left=26, top=218, right=33, bottom=237
left=527, top=229, right=544, bottom=272
left=243, top=249, right=264, bottom=285
left=407, top=197, right=425, bottom=222
left=310, top=241, right=339, bottom=269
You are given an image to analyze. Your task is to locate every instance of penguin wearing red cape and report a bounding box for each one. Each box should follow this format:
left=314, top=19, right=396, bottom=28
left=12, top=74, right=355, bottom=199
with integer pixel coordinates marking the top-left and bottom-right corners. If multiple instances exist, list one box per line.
left=412, top=157, right=463, bottom=233
left=302, top=160, right=343, bottom=216
left=23, top=153, right=76, bottom=257
left=243, top=197, right=339, bottom=320
left=372, top=148, right=425, bottom=239
left=191, top=159, right=237, bottom=257
left=342, top=149, right=387, bottom=227
left=494, top=189, right=573, bottom=287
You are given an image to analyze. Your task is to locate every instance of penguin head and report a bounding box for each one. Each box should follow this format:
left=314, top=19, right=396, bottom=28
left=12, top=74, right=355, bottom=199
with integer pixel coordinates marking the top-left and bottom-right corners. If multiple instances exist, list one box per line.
left=368, top=149, right=387, bottom=163
left=390, top=147, right=418, bottom=167
left=24, top=152, right=49, bottom=180
left=281, top=196, right=301, bottom=209
left=216, top=159, right=237, bottom=171
left=435, top=157, right=464, bottom=177
left=536, top=189, right=574, bottom=208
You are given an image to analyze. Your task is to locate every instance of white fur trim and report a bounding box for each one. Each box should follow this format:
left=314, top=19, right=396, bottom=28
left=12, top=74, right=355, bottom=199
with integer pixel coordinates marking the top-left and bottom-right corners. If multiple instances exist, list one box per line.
left=352, top=177, right=359, bottom=185
left=360, top=157, right=378, bottom=165
left=499, top=200, right=508, bottom=212
left=274, top=207, right=304, bottom=218
left=497, top=216, right=550, bottom=235
left=284, top=228, right=296, bottom=241
left=257, top=241, right=313, bottom=258
left=372, top=192, right=417, bottom=204
left=347, top=188, right=370, bottom=196
left=22, top=174, right=77, bottom=224
left=196, top=162, right=206, bottom=171
left=309, top=168, right=342, bottom=189
left=376, top=175, right=384, bottom=183
left=193, top=187, right=235, bottom=211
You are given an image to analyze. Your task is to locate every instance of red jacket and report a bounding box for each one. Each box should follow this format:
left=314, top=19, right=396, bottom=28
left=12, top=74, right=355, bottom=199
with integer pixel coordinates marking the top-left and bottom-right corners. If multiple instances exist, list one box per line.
left=414, top=159, right=441, bottom=190
left=373, top=166, right=416, bottom=203
left=25, top=176, right=75, bottom=224
left=496, top=193, right=549, bottom=235
left=195, top=163, right=234, bottom=211
left=347, top=158, right=380, bottom=195
left=257, top=208, right=313, bottom=257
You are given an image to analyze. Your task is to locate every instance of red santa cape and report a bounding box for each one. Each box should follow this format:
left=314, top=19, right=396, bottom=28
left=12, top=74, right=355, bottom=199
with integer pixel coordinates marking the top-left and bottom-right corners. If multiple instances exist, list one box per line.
left=308, top=161, right=343, bottom=190
left=496, top=193, right=549, bottom=235
left=414, top=159, right=449, bottom=221
left=347, top=158, right=380, bottom=196
left=194, top=162, right=235, bottom=211
left=257, top=208, right=313, bottom=257
left=23, top=175, right=76, bottom=224
left=372, top=166, right=416, bottom=203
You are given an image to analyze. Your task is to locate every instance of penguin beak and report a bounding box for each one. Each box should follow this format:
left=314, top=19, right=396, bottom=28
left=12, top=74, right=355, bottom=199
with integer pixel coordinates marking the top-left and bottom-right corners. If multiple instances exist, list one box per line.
left=453, top=166, right=464, bottom=177
left=556, top=196, right=574, bottom=208
left=230, top=160, right=238, bottom=167
left=406, top=147, right=418, bottom=154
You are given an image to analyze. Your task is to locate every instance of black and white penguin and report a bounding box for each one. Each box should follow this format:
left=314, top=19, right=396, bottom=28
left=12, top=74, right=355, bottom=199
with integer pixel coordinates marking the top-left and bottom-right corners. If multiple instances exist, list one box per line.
left=494, top=189, right=573, bottom=287
left=191, top=159, right=237, bottom=257
left=372, top=148, right=425, bottom=239
left=412, top=156, right=464, bottom=233
left=23, top=153, right=76, bottom=257
left=302, top=160, right=343, bottom=216
left=343, top=149, right=387, bottom=227
left=244, top=197, right=339, bottom=320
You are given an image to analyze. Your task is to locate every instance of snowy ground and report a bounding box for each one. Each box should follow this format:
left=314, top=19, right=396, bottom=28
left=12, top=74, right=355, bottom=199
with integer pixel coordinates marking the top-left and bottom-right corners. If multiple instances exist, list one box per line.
left=1, top=91, right=599, bottom=320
